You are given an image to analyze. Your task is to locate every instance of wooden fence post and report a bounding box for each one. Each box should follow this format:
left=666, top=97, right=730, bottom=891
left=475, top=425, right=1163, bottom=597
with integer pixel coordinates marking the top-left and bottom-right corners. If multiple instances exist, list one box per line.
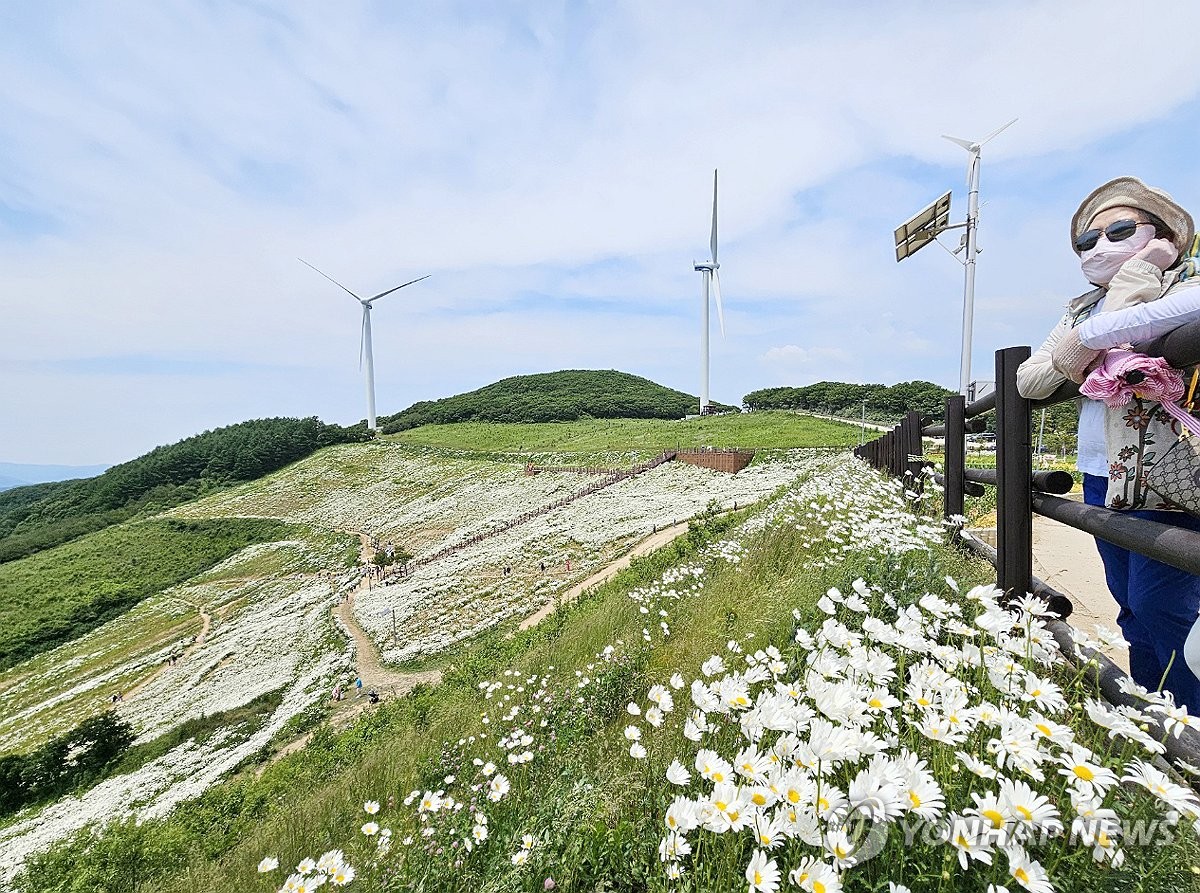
left=904, top=410, right=924, bottom=489
left=995, top=346, right=1033, bottom=597
left=944, top=395, right=966, bottom=521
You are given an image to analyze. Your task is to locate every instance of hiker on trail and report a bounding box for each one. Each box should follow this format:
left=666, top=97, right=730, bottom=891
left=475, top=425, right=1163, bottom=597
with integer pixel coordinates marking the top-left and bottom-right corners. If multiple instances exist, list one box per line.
left=355, top=676, right=363, bottom=696
left=332, top=682, right=343, bottom=702
left=1017, top=176, right=1200, bottom=712
left=540, top=561, right=545, bottom=574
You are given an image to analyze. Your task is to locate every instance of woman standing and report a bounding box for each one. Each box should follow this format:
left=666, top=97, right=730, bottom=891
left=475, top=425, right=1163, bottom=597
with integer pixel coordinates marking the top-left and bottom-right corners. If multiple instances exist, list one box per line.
left=1017, top=177, right=1200, bottom=711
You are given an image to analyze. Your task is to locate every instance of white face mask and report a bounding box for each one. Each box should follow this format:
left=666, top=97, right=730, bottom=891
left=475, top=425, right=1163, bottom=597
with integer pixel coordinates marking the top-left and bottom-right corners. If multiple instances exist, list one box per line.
left=1079, top=224, right=1155, bottom=285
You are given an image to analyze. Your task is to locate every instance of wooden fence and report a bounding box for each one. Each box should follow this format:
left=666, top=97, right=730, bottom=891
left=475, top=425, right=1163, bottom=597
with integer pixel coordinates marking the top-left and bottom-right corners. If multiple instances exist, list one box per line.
left=854, top=319, right=1200, bottom=776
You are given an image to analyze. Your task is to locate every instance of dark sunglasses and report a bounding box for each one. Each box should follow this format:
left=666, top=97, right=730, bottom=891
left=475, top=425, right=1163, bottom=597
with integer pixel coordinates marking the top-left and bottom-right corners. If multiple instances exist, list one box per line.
left=1074, top=218, right=1153, bottom=253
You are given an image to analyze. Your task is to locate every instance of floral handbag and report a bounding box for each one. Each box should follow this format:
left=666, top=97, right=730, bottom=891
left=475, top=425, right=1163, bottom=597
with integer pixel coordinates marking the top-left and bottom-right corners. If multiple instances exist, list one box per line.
left=1145, top=369, right=1200, bottom=518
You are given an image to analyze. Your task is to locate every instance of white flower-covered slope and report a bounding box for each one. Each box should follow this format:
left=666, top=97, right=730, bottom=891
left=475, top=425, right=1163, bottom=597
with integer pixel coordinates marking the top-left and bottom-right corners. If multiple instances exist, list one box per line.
left=0, top=443, right=816, bottom=886
left=357, top=457, right=813, bottom=662
left=323, top=454, right=1200, bottom=893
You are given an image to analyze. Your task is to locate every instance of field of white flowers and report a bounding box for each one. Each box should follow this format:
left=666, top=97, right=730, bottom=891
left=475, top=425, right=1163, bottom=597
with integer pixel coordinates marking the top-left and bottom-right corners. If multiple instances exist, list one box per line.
left=234, top=454, right=1200, bottom=893
left=0, top=442, right=817, bottom=888
left=357, top=456, right=812, bottom=663
left=0, top=538, right=354, bottom=887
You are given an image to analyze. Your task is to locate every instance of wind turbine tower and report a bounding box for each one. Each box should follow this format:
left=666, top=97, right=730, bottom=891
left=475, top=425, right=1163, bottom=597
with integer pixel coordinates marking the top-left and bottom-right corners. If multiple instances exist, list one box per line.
left=694, top=169, right=725, bottom=415
left=300, top=259, right=430, bottom=432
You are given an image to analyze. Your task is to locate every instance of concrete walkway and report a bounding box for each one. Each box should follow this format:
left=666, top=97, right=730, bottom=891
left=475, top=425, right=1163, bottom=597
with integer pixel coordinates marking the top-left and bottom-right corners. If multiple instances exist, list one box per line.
left=1031, top=514, right=1128, bottom=672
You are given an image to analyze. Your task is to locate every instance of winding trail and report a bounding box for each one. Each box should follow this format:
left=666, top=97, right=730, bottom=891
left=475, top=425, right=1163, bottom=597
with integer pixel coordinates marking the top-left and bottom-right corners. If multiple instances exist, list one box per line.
left=336, top=532, right=442, bottom=696
left=519, top=519, right=694, bottom=630
left=122, top=604, right=211, bottom=701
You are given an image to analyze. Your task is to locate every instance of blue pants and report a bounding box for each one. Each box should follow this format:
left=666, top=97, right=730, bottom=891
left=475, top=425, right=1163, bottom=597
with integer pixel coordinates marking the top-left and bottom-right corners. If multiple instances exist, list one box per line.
left=1083, top=474, right=1200, bottom=711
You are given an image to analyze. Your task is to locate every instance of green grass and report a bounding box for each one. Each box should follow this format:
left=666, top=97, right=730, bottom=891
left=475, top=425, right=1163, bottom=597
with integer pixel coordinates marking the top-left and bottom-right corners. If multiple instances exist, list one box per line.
left=15, top=459, right=1200, bottom=893
left=11, top=468, right=988, bottom=893
left=386, top=411, right=861, bottom=453
left=0, top=517, right=296, bottom=671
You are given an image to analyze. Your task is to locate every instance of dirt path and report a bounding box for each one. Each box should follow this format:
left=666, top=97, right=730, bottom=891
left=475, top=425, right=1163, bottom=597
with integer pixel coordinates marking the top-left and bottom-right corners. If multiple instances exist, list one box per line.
left=335, top=532, right=443, bottom=696
left=122, top=605, right=212, bottom=701
left=1032, top=514, right=1128, bottom=672
left=519, top=520, right=694, bottom=630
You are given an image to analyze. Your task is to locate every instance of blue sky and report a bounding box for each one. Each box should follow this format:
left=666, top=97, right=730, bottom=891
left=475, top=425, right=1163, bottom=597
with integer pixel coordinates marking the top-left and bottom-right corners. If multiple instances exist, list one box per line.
left=3, top=1, right=1200, bottom=464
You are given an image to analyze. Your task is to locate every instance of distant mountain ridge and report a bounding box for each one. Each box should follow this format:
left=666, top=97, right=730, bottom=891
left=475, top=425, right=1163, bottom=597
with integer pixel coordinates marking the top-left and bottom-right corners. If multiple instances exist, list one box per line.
left=0, top=418, right=367, bottom=563
left=0, top=463, right=110, bottom=492
left=378, top=369, right=733, bottom=433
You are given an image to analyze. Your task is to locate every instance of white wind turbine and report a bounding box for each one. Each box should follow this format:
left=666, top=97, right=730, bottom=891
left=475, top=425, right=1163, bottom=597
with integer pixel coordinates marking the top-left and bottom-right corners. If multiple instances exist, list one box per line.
left=693, top=169, right=725, bottom=415
left=300, top=259, right=430, bottom=432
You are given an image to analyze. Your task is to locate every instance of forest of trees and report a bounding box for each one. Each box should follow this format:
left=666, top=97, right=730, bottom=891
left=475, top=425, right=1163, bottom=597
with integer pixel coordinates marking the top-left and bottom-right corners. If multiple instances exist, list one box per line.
left=742, top=380, right=958, bottom=424
left=0, top=417, right=367, bottom=563
left=0, top=713, right=135, bottom=818
left=379, top=370, right=729, bottom=432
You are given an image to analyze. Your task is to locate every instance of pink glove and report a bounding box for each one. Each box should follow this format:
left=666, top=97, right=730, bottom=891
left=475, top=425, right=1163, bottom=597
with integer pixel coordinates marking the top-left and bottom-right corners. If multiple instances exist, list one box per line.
left=1133, top=237, right=1178, bottom=270
left=1051, top=327, right=1103, bottom=384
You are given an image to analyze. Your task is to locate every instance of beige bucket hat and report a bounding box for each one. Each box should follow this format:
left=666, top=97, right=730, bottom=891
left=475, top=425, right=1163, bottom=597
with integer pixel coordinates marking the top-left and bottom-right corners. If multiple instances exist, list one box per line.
left=1071, top=176, right=1194, bottom=256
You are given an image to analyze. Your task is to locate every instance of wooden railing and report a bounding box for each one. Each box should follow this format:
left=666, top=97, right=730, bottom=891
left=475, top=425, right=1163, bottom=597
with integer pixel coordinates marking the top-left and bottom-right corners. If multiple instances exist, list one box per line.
left=854, top=319, right=1200, bottom=774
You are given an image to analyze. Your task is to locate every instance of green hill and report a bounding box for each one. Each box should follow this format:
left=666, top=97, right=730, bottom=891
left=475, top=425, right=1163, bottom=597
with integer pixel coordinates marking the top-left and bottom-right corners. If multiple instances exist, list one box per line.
left=743, top=379, right=956, bottom=423
left=0, top=417, right=367, bottom=563
left=378, top=370, right=732, bottom=433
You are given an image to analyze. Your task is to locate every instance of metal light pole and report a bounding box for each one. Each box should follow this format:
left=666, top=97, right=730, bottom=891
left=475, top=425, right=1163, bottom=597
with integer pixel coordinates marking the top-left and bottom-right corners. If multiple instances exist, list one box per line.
left=942, top=119, right=1016, bottom=396
left=958, top=149, right=980, bottom=397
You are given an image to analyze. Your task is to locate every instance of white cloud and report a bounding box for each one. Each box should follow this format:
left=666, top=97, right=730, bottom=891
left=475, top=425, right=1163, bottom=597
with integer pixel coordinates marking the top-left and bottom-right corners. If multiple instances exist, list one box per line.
left=3, top=1, right=1200, bottom=461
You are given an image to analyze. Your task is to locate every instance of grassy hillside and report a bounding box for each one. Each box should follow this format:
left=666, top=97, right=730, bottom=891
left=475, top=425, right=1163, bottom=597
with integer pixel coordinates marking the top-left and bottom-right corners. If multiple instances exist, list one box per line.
left=0, top=517, right=295, bottom=671
left=386, top=411, right=861, bottom=452
left=378, top=370, right=734, bottom=433
left=0, top=417, right=366, bottom=564
left=17, top=455, right=1199, bottom=893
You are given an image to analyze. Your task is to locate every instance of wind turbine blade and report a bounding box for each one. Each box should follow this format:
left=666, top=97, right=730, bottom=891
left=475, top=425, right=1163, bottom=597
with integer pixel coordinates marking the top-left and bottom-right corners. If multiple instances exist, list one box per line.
left=941, top=134, right=975, bottom=151
left=298, top=258, right=364, bottom=302
left=366, top=274, right=431, bottom=304
left=978, top=118, right=1017, bottom=147
left=711, top=269, right=725, bottom=339
left=359, top=307, right=367, bottom=370
left=710, top=169, right=718, bottom=264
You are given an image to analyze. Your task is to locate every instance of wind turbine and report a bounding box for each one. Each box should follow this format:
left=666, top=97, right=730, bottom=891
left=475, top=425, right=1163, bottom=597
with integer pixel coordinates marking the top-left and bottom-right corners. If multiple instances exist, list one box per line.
left=941, top=118, right=1016, bottom=396
left=299, top=259, right=430, bottom=432
left=693, top=169, right=725, bottom=415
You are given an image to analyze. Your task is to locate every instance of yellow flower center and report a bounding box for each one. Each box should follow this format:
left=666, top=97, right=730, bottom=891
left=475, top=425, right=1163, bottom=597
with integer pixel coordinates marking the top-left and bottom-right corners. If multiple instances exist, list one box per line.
left=982, top=809, right=1005, bottom=828
left=713, top=771, right=725, bottom=783
left=788, top=790, right=801, bottom=804
left=909, top=791, right=922, bottom=809
left=715, top=800, right=728, bottom=812
left=818, top=797, right=829, bottom=811
left=1073, top=765, right=1095, bottom=782
left=1016, top=805, right=1034, bottom=821
left=869, top=698, right=883, bottom=709
left=1098, top=831, right=1111, bottom=847
left=752, top=793, right=767, bottom=806
left=955, top=833, right=970, bottom=848
left=835, top=843, right=849, bottom=858
left=754, top=871, right=763, bottom=885
left=1015, top=867, right=1030, bottom=883
left=814, top=883, right=826, bottom=893
left=917, top=697, right=931, bottom=706
left=1035, top=723, right=1052, bottom=737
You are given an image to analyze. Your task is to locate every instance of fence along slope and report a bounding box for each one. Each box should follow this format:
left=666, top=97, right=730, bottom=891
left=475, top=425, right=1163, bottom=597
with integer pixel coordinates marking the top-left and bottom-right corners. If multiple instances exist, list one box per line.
left=854, top=319, right=1200, bottom=779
